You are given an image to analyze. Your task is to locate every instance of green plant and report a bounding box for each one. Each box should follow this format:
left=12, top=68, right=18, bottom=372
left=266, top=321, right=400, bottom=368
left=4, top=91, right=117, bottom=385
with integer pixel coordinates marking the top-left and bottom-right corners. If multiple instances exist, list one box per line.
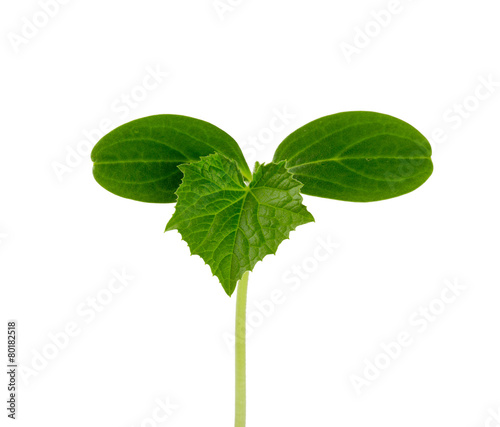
left=91, top=111, right=433, bottom=426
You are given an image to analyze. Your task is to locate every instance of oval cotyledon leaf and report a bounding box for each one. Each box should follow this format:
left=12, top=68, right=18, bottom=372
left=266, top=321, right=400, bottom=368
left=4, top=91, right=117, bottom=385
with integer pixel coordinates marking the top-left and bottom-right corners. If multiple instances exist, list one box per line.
left=91, top=115, right=252, bottom=203
left=273, top=111, right=433, bottom=202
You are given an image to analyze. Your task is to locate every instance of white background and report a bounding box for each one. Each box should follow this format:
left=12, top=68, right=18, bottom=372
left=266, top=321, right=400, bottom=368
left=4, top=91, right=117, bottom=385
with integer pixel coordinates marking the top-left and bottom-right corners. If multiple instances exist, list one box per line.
left=1, top=1, right=500, bottom=426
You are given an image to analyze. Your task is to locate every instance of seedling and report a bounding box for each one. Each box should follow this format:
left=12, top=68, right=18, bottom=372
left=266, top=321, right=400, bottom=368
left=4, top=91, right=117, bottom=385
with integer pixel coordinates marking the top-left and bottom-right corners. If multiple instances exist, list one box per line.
left=91, top=111, right=433, bottom=426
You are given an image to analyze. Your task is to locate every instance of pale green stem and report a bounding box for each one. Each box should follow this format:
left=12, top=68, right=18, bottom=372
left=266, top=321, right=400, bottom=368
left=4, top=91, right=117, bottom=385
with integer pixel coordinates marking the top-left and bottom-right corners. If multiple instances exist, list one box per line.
left=235, top=271, right=249, bottom=427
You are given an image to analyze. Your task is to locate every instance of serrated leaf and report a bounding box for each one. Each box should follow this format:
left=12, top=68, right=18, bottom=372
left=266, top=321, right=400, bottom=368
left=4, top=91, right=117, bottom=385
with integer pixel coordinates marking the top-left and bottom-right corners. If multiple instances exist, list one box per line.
left=273, top=111, right=433, bottom=202
left=165, top=154, right=314, bottom=296
left=91, top=115, right=252, bottom=203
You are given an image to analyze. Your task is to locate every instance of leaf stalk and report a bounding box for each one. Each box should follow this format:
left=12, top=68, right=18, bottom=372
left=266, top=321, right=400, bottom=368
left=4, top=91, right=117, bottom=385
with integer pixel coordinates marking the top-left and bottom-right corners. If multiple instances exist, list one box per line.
left=235, top=271, right=249, bottom=427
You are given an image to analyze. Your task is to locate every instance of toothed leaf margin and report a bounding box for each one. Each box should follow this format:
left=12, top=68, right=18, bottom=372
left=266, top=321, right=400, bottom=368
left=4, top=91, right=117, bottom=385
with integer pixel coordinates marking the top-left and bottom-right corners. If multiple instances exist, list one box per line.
left=165, top=153, right=315, bottom=296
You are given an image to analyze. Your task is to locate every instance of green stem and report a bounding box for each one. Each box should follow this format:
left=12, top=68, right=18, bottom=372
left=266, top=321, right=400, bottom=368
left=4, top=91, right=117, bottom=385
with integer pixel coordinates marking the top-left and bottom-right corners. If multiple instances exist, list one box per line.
left=235, top=271, right=249, bottom=427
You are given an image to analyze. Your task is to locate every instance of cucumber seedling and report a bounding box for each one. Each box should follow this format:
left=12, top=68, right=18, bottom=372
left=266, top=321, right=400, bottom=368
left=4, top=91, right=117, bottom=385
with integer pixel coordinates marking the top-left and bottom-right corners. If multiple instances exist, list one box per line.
left=91, top=111, right=433, bottom=427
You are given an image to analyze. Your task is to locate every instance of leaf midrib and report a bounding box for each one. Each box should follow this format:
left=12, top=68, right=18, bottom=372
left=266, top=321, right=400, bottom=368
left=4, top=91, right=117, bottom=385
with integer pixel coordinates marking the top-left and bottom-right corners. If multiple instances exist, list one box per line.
left=286, top=129, right=429, bottom=164
left=226, top=186, right=251, bottom=292
left=291, top=155, right=430, bottom=167
left=97, top=168, right=180, bottom=184
left=283, top=122, right=366, bottom=162
left=94, top=159, right=187, bottom=165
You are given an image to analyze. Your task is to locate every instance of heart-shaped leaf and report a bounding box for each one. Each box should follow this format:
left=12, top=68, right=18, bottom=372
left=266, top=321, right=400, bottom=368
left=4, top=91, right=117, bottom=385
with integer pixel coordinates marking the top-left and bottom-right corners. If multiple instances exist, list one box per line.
left=166, top=154, right=314, bottom=296
left=91, top=115, right=251, bottom=203
left=273, top=111, right=433, bottom=202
